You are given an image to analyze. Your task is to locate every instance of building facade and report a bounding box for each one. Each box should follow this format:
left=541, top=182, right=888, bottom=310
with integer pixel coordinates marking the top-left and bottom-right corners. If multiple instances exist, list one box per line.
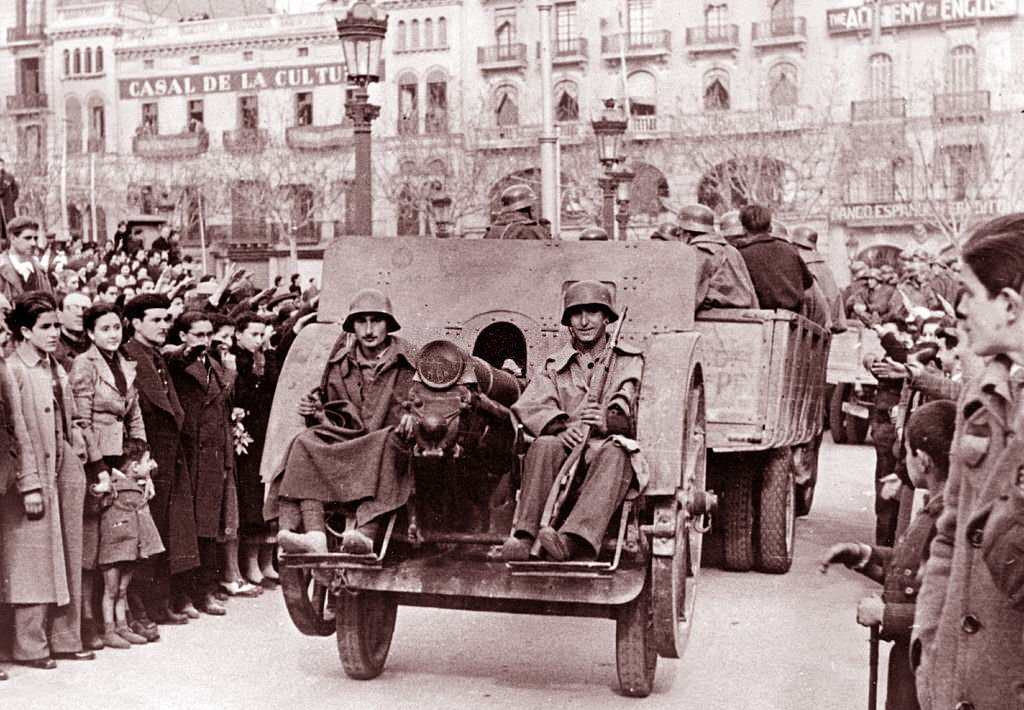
left=1, top=0, right=1021, bottom=283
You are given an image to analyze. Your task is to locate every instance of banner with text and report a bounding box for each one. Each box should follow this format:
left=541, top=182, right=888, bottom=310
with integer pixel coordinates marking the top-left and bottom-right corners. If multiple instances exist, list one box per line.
left=826, top=0, right=1017, bottom=34
left=119, top=62, right=346, bottom=100
left=831, top=198, right=1023, bottom=224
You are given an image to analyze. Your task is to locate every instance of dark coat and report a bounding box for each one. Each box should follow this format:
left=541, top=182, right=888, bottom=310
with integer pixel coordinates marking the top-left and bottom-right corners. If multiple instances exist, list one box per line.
left=53, top=329, right=91, bottom=372
left=0, top=170, right=18, bottom=230
left=123, top=339, right=199, bottom=575
left=798, top=248, right=848, bottom=332
left=232, top=348, right=279, bottom=534
left=732, top=232, right=813, bottom=312
left=168, top=351, right=237, bottom=540
left=484, top=214, right=550, bottom=240
left=0, top=359, right=21, bottom=495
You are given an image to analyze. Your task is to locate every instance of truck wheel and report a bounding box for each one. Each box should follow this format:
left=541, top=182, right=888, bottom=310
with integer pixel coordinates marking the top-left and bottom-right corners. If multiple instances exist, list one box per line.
left=845, top=413, right=869, bottom=445
left=721, top=465, right=755, bottom=572
left=616, top=577, right=658, bottom=698
left=757, top=449, right=796, bottom=574
left=793, top=435, right=821, bottom=518
left=829, top=384, right=849, bottom=444
left=336, top=591, right=397, bottom=680
left=280, top=566, right=335, bottom=637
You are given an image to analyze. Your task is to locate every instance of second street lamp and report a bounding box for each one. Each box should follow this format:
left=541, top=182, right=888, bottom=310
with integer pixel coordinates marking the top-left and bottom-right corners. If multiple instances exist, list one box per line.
left=431, top=193, right=454, bottom=238
left=336, top=1, right=387, bottom=237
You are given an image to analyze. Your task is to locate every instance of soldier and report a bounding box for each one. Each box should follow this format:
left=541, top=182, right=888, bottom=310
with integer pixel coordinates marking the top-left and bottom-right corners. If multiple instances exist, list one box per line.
left=276, top=288, right=417, bottom=555
left=791, top=226, right=848, bottom=333
left=501, top=281, right=643, bottom=562
left=843, top=261, right=870, bottom=316
left=649, top=222, right=681, bottom=241
left=888, top=251, right=941, bottom=320
left=673, top=204, right=757, bottom=310
left=484, top=185, right=551, bottom=240
left=718, top=210, right=745, bottom=247
left=578, top=226, right=609, bottom=241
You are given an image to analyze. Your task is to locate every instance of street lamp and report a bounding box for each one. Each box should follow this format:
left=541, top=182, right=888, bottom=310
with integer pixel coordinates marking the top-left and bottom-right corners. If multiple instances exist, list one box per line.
left=613, top=170, right=634, bottom=240
left=591, top=99, right=633, bottom=239
left=431, top=193, right=454, bottom=238
left=591, top=98, right=628, bottom=171
left=336, top=1, right=388, bottom=237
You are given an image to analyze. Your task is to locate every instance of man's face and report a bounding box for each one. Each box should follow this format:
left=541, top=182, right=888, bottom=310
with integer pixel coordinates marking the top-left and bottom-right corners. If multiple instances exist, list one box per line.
left=568, top=306, right=610, bottom=346
left=99, top=285, right=119, bottom=304
left=352, top=314, right=389, bottom=351
left=10, top=228, right=37, bottom=257
left=212, top=325, right=235, bottom=350
left=958, top=263, right=1015, bottom=357
left=184, top=320, right=213, bottom=350
left=237, top=323, right=264, bottom=353
left=60, top=293, right=91, bottom=332
left=133, top=308, right=171, bottom=346
left=23, top=311, right=60, bottom=353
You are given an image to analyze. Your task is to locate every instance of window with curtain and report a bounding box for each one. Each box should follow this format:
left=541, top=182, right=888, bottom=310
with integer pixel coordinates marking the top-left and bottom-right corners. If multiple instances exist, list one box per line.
left=947, top=45, right=977, bottom=93
left=495, top=9, right=516, bottom=55
left=494, top=85, right=519, bottom=126
left=295, top=92, right=313, bottom=126
left=627, top=71, right=657, bottom=116
left=554, top=80, right=579, bottom=122
left=628, top=0, right=653, bottom=42
left=141, top=102, right=158, bottom=134
left=555, top=3, right=577, bottom=52
left=89, top=100, right=105, bottom=144
left=238, top=95, right=259, bottom=129
left=426, top=71, right=448, bottom=134
left=770, top=0, right=794, bottom=33
left=869, top=53, right=893, bottom=100
left=705, top=3, right=728, bottom=39
left=704, top=70, right=730, bottom=111
left=941, top=144, right=985, bottom=200
left=768, top=63, right=799, bottom=107
left=398, top=74, right=419, bottom=134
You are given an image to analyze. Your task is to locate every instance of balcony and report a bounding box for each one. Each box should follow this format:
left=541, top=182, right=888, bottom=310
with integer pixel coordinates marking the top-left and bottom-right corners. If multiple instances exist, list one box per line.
left=477, top=43, right=527, bottom=72
left=6, top=93, right=48, bottom=114
left=601, top=31, right=671, bottom=62
left=685, top=25, right=740, bottom=56
left=7, top=24, right=45, bottom=44
left=851, top=98, right=907, bottom=122
left=469, top=124, right=540, bottom=150
left=223, top=128, right=269, bottom=154
left=934, top=91, right=990, bottom=121
left=285, top=123, right=352, bottom=151
left=555, top=121, right=589, bottom=145
left=751, top=17, right=806, bottom=49
left=537, top=37, right=588, bottom=65
left=675, top=105, right=817, bottom=137
left=627, top=116, right=670, bottom=139
left=132, top=129, right=209, bottom=159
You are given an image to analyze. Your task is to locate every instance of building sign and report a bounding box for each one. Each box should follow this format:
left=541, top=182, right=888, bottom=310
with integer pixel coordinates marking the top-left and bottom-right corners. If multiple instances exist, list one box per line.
left=831, top=198, right=1022, bottom=224
left=826, top=0, right=1016, bottom=34
left=119, top=62, right=346, bottom=99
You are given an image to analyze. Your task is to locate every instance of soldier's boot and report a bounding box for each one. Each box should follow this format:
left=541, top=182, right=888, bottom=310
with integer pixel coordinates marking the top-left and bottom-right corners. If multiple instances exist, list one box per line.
left=277, top=530, right=328, bottom=555
left=340, top=519, right=379, bottom=555
left=500, top=534, right=532, bottom=562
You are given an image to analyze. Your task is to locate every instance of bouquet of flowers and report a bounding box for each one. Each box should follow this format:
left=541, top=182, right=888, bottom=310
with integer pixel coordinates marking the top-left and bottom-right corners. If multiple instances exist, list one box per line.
left=231, top=407, right=254, bottom=456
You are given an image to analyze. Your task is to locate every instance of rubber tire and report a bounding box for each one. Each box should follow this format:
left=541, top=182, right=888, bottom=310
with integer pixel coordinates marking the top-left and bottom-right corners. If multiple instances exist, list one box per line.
left=845, top=414, right=870, bottom=445
left=616, top=578, right=658, bottom=698
left=336, top=591, right=397, bottom=680
left=720, top=467, right=755, bottom=572
left=756, top=449, right=796, bottom=574
left=280, top=566, right=335, bottom=637
left=793, top=436, right=820, bottom=518
left=829, top=384, right=850, bottom=444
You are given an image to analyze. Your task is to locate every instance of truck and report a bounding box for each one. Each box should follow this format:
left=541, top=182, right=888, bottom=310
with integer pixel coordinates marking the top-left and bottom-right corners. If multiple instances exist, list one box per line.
left=262, top=237, right=829, bottom=696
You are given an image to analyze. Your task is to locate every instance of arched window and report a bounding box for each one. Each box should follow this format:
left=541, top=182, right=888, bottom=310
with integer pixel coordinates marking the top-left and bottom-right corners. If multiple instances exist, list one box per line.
left=627, top=70, right=656, bottom=116
left=768, top=63, right=798, bottom=107
left=554, top=80, right=579, bottom=122
left=704, top=69, right=730, bottom=111
left=73, top=48, right=81, bottom=75
left=85, top=48, right=94, bottom=74
left=425, top=69, right=448, bottom=134
left=770, top=0, right=794, bottom=30
left=437, top=17, right=447, bottom=47
left=494, top=85, right=519, bottom=127
left=396, top=20, right=406, bottom=51
left=398, top=72, right=418, bottom=135
left=948, top=45, right=977, bottom=93
left=63, top=49, right=70, bottom=77
left=496, top=18, right=514, bottom=51
left=631, top=163, right=670, bottom=218
left=88, top=97, right=105, bottom=151
left=96, top=47, right=104, bottom=73
left=397, top=185, right=420, bottom=236
left=410, top=19, right=420, bottom=49
left=423, top=19, right=433, bottom=48
left=65, top=96, right=83, bottom=154
left=869, top=53, right=893, bottom=100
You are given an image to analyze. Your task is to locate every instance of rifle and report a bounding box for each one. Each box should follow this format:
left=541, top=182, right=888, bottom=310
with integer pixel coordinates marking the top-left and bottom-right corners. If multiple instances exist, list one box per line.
left=531, top=307, right=629, bottom=556
left=868, top=625, right=879, bottom=710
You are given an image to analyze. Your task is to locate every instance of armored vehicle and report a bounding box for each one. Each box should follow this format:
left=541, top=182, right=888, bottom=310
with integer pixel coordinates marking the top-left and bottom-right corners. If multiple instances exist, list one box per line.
left=263, top=237, right=828, bottom=696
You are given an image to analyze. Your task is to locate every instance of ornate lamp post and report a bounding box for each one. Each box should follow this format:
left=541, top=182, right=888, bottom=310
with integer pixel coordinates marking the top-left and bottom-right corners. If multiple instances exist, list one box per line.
left=591, top=99, right=631, bottom=240
left=336, top=1, right=387, bottom=237
left=431, top=193, right=454, bottom=238
left=613, top=171, right=634, bottom=239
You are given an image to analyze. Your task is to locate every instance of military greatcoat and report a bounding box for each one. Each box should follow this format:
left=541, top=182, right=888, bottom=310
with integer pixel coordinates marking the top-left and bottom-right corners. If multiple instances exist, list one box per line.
left=687, top=232, right=759, bottom=310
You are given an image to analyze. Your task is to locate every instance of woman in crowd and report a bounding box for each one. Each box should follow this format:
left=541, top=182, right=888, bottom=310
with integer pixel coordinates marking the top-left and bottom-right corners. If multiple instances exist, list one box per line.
left=70, top=302, right=155, bottom=646
left=913, top=214, right=1024, bottom=710
left=0, top=291, right=89, bottom=668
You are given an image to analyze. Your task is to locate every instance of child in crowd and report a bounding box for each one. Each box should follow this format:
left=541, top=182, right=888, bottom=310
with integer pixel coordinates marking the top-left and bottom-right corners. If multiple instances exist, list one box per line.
left=820, top=399, right=957, bottom=710
left=97, top=439, right=165, bottom=649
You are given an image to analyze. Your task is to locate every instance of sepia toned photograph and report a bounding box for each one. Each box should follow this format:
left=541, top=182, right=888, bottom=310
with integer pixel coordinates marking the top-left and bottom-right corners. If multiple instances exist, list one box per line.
left=0, top=0, right=1021, bottom=708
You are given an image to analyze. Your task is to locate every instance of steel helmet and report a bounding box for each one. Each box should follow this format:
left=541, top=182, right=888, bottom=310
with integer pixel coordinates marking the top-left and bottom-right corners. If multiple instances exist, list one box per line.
left=719, top=210, right=745, bottom=238
left=499, top=184, right=536, bottom=214
left=677, top=204, right=715, bottom=234
left=650, top=222, right=682, bottom=241
left=866, top=268, right=881, bottom=281
left=561, top=280, right=619, bottom=326
left=578, top=226, right=609, bottom=241
left=342, top=288, right=401, bottom=333
left=790, top=226, right=818, bottom=249
left=771, top=221, right=790, bottom=240
left=849, top=260, right=868, bottom=278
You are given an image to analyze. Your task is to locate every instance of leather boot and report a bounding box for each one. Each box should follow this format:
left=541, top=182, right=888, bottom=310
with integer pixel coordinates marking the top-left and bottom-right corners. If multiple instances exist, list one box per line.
left=102, top=622, right=131, bottom=649
left=116, top=623, right=148, bottom=645
left=82, top=617, right=105, bottom=651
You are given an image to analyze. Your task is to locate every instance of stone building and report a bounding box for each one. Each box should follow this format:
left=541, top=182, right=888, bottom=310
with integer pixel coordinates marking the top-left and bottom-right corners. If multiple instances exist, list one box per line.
left=1, top=0, right=1021, bottom=283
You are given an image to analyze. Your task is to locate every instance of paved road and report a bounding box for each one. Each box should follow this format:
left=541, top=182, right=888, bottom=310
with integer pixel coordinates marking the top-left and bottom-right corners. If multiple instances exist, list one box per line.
left=6, top=440, right=884, bottom=710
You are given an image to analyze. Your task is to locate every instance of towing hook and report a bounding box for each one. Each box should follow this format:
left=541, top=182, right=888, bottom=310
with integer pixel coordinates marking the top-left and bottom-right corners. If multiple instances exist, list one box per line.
left=687, top=490, right=718, bottom=518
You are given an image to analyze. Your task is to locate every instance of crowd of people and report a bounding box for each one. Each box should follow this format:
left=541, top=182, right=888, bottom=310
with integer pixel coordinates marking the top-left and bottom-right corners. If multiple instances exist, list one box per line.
left=0, top=216, right=320, bottom=676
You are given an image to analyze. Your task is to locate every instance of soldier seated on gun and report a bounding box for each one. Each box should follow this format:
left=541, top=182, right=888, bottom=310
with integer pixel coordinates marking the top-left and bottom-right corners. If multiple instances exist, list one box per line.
left=501, top=280, right=643, bottom=562
left=820, top=400, right=957, bottom=710
left=276, top=288, right=416, bottom=556
left=484, top=185, right=551, bottom=240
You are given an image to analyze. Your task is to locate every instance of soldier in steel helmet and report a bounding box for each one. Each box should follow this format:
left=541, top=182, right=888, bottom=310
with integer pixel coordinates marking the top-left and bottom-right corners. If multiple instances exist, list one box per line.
left=649, top=222, right=681, bottom=241
left=502, top=280, right=644, bottom=561
left=718, top=210, right=744, bottom=247
left=675, top=204, right=758, bottom=310
left=484, top=184, right=551, bottom=240
left=275, top=288, right=417, bottom=556
left=578, top=226, right=609, bottom=241
left=843, top=261, right=870, bottom=318
left=791, top=225, right=848, bottom=333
